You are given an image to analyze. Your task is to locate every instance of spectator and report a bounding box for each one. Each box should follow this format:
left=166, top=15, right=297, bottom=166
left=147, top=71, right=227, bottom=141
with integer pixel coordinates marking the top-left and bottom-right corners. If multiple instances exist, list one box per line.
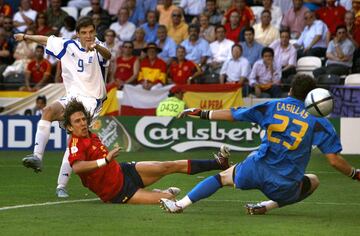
left=224, top=11, right=244, bottom=43
left=143, top=0, right=158, bottom=13
left=256, top=0, right=282, bottom=29
left=217, top=0, right=232, bottom=14
left=157, top=0, right=179, bottom=29
left=270, top=28, right=297, bottom=83
left=273, top=0, right=293, bottom=13
left=59, top=16, right=76, bottom=39
left=253, top=10, right=280, bottom=46
left=34, top=12, right=53, bottom=36
left=113, top=41, right=140, bottom=89
left=20, top=45, right=51, bottom=91
left=3, top=28, right=36, bottom=78
left=104, top=29, right=121, bottom=82
left=313, top=25, right=355, bottom=79
left=87, top=0, right=111, bottom=28
left=133, top=27, right=147, bottom=58
left=240, top=27, right=264, bottom=66
left=0, top=0, right=12, bottom=20
left=168, top=8, right=189, bottom=45
left=156, top=25, right=177, bottom=65
left=199, top=14, right=216, bottom=43
left=295, top=11, right=328, bottom=59
left=208, top=25, right=234, bottom=76
left=219, top=44, right=251, bottom=86
left=281, top=0, right=309, bottom=39
left=45, top=0, right=68, bottom=33
left=168, top=45, right=202, bottom=85
left=223, top=0, right=255, bottom=26
left=127, top=0, right=145, bottom=26
left=181, top=24, right=211, bottom=69
left=156, top=86, right=186, bottom=117
left=203, top=0, right=223, bottom=26
left=0, top=28, right=14, bottom=88
left=137, top=43, right=167, bottom=90
left=140, top=11, right=159, bottom=43
left=179, top=0, right=206, bottom=23
left=110, top=7, right=136, bottom=44
left=103, top=0, right=126, bottom=16
left=345, top=11, right=360, bottom=49
left=2, top=16, right=16, bottom=51
left=92, top=13, right=108, bottom=42
left=30, top=0, right=47, bottom=13
left=13, top=0, right=37, bottom=33
left=33, top=95, right=47, bottom=116
left=315, top=0, right=346, bottom=37
left=249, top=47, right=282, bottom=98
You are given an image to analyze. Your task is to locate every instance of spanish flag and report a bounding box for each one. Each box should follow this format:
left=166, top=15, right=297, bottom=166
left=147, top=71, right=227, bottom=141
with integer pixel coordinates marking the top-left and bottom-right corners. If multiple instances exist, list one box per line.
left=182, top=84, right=243, bottom=109
left=100, top=83, right=120, bottom=116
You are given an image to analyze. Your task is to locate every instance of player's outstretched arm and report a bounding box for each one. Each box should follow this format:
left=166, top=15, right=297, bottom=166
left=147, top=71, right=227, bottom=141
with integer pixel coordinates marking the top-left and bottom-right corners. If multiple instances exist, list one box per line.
left=14, top=33, right=48, bottom=46
left=72, top=147, right=121, bottom=174
left=178, top=108, right=234, bottom=121
left=325, top=153, right=360, bottom=181
left=89, top=43, right=112, bottom=60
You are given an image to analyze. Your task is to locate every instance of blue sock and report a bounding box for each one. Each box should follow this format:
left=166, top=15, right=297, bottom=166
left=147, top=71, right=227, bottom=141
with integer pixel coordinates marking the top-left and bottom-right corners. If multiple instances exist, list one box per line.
left=188, top=174, right=222, bottom=203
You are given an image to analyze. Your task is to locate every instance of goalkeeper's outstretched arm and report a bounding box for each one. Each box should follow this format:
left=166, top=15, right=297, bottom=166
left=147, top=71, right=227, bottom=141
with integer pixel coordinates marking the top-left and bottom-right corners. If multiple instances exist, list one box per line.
left=14, top=33, right=48, bottom=46
left=325, top=153, right=360, bottom=181
left=178, top=108, right=234, bottom=121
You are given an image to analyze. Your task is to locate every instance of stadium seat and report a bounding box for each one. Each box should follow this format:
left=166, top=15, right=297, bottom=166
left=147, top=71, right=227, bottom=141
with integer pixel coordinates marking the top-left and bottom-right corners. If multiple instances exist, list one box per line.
left=61, top=6, right=78, bottom=20
left=80, top=6, right=92, bottom=16
left=296, top=56, right=322, bottom=76
left=344, top=73, right=360, bottom=85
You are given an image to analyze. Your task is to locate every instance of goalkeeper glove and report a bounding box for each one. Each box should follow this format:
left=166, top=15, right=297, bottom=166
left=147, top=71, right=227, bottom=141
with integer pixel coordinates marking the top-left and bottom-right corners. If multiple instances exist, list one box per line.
left=349, top=168, right=360, bottom=181
left=178, top=108, right=211, bottom=119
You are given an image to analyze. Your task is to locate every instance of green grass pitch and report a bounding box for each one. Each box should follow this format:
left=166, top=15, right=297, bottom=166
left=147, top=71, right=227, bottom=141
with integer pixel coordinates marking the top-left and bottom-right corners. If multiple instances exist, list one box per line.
left=0, top=150, right=360, bottom=236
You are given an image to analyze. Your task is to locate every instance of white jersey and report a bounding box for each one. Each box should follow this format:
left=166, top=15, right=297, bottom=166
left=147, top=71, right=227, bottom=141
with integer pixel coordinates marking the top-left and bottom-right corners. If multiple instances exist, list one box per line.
left=45, top=36, right=107, bottom=100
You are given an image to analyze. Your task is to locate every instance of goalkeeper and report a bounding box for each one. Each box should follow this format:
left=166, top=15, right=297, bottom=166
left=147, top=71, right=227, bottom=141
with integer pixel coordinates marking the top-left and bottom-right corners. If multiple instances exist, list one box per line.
left=160, top=74, right=360, bottom=214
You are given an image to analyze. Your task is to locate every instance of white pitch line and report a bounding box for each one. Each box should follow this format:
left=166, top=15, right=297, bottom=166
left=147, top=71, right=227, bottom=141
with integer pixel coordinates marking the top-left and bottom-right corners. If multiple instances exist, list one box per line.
left=1, top=197, right=360, bottom=212
left=0, top=198, right=99, bottom=211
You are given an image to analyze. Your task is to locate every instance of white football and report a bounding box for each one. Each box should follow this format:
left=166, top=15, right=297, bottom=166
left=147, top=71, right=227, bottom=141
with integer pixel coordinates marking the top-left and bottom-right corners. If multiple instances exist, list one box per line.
left=304, top=88, right=334, bottom=117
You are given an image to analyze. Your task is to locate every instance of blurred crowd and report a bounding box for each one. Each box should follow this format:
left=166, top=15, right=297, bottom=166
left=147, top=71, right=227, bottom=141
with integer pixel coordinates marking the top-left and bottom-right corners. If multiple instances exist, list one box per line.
left=0, top=0, right=359, bottom=98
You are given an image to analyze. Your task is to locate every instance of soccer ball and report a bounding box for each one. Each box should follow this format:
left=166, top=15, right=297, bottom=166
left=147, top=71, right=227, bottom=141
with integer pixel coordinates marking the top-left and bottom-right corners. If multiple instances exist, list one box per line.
left=304, top=88, right=334, bottom=117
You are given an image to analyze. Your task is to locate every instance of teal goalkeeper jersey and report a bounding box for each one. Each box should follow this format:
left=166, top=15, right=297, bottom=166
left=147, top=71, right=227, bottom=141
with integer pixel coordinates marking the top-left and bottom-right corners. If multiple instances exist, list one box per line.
left=231, top=96, right=342, bottom=182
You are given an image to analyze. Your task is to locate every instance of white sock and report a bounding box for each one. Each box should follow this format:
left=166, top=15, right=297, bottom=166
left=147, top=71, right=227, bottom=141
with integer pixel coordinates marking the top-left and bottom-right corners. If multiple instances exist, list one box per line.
left=34, top=120, right=52, bottom=160
left=260, top=200, right=279, bottom=211
left=57, top=148, right=72, bottom=189
left=176, top=195, right=193, bottom=209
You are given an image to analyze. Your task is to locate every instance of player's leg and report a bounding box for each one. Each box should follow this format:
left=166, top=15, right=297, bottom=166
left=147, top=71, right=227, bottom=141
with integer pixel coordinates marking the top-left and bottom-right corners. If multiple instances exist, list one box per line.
left=23, top=101, right=65, bottom=172
left=246, top=174, right=320, bottom=215
left=126, top=188, right=176, bottom=204
left=160, top=165, right=236, bottom=213
left=136, top=145, right=231, bottom=186
left=56, top=148, right=72, bottom=198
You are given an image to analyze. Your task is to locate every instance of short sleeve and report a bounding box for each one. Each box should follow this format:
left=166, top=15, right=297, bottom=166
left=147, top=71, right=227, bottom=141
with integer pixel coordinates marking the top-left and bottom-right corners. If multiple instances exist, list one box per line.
left=68, top=137, right=86, bottom=167
left=231, top=101, right=271, bottom=126
left=312, top=119, right=342, bottom=154
left=45, top=36, right=67, bottom=59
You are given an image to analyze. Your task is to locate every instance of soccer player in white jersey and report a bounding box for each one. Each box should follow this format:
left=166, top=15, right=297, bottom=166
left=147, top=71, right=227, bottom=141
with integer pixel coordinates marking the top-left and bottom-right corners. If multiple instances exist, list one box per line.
left=14, top=16, right=112, bottom=197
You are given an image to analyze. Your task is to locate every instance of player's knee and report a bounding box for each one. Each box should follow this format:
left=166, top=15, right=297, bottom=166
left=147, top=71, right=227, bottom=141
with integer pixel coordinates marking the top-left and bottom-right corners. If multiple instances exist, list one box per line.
left=306, top=174, right=320, bottom=191
left=219, top=169, right=233, bottom=186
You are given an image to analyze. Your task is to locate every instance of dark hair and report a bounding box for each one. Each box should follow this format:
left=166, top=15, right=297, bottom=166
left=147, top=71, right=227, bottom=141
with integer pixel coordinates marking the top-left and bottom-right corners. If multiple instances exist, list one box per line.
left=176, top=45, right=186, bottom=52
left=36, top=45, right=45, bottom=51
left=75, top=16, right=95, bottom=32
left=64, top=16, right=76, bottom=31
left=335, top=25, right=347, bottom=33
left=261, top=47, right=274, bottom=57
left=63, top=99, right=92, bottom=132
left=36, top=95, right=47, bottom=104
left=206, top=0, right=216, bottom=3
left=280, top=27, right=291, bottom=35
left=232, top=43, right=242, bottom=51
left=188, top=24, right=200, bottom=33
left=261, top=9, right=272, bottom=16
left=290, top=74, right=316, bottom=101
left=122, top=40, right=134, bottom=47
left=243, top=26, right=255, bottom=35
left=215, top=25, right=226, bottom=32
left=158, top=24, right=167, bottom=32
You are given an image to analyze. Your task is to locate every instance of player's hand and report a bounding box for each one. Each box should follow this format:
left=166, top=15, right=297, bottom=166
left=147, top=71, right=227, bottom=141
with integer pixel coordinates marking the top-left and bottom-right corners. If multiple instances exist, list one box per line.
left=178, top=108, right=211, bottom=119
left=14, top=33, right=25, bottom=42
left=106, top=147, right=122, bottom=162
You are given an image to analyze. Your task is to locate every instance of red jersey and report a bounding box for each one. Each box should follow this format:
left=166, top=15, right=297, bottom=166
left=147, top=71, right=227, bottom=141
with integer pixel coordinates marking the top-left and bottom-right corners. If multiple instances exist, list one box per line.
left=224, top=23, right=244, bottom=43
left=169, top=60, right=198, bottom=84
left=26, top=59, right=51, bottom=83
left=316, top=6, right=346, bottom=35
left=68, top=133, right=124, bottom=202
left=224, top=6, right=254, bottom=27
left=115, top=56, right=137, bottom=82
left=0, top=4, right=12, bottom=16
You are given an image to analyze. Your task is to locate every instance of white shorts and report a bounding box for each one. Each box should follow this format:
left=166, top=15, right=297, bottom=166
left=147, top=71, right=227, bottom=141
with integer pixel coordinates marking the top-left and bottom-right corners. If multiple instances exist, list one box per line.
left=58, top=95, right=104, bottom=126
